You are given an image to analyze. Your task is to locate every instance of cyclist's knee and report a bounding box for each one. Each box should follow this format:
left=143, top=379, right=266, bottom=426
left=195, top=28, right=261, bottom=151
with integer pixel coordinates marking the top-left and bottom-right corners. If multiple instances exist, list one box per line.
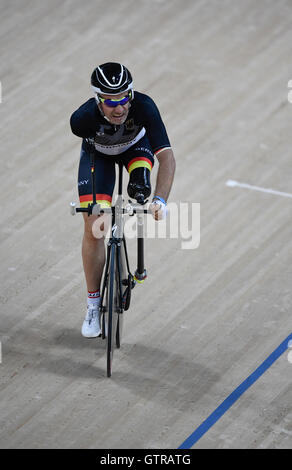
left=83, top=214, right=109, bottom=241
left=83, top=215, right=96, bottom=241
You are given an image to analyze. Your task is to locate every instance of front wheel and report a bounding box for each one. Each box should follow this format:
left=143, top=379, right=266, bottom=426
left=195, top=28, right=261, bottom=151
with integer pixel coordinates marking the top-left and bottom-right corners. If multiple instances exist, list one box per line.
left=116, top=314, right=123, bottom=349
left=106, top=244, right=119, bottom=377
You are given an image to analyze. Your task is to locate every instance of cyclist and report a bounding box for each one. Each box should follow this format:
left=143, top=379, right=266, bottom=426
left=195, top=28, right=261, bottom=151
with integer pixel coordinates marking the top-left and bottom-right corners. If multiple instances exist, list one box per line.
left=70, top=62, right=176, bottom=338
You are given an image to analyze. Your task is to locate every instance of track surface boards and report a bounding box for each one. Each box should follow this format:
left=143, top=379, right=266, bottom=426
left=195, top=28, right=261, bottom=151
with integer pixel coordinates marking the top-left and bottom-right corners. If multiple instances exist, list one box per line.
left=0, top=0, right=291, bottom=449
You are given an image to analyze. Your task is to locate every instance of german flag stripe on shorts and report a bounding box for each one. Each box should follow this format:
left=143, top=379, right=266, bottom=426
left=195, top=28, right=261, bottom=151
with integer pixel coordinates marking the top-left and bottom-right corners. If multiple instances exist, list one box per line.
left=127, top=157, right=153, bottom=174
left=79, top=194, right=112, bottom=208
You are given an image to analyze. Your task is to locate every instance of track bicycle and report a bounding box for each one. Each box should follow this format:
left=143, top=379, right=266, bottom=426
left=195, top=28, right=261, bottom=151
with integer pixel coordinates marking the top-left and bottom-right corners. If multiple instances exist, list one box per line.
left=70, top=156, right=150, bottom=377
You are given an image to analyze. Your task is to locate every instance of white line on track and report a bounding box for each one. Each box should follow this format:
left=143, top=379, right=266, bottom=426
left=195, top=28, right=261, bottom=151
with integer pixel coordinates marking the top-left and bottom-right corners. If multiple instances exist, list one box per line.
left=226, top=180, right=292, bottom=199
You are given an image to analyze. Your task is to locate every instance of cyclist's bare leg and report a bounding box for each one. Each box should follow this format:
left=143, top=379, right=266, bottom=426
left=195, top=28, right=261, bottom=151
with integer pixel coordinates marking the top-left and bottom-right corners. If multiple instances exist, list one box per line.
left=82, top=213, right=105, bottom=292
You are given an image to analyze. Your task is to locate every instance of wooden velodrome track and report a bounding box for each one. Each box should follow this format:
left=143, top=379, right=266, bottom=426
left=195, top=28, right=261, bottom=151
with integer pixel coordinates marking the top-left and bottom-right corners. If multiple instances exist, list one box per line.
left=0, top=0, right=291, bottom=449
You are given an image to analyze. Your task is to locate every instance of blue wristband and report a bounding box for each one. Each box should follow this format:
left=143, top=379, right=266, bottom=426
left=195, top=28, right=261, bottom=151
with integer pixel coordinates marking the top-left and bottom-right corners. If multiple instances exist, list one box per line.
left=152, top=195, right=166, bottom=205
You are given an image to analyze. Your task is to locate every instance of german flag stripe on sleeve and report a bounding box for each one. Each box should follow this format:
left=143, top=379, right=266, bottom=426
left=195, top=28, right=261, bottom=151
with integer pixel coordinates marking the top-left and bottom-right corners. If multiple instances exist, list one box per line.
left=154, top=147, right=172, bottom=157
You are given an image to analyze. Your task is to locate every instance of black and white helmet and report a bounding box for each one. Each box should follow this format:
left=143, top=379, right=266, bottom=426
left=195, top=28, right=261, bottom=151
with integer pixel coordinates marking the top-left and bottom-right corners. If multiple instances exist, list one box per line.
left=91, top=62, right=133, bottom=96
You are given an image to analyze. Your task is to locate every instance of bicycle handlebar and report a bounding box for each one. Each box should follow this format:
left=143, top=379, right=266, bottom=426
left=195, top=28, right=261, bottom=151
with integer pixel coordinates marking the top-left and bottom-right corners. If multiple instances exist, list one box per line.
left=70, top=201, right=150, bottom=216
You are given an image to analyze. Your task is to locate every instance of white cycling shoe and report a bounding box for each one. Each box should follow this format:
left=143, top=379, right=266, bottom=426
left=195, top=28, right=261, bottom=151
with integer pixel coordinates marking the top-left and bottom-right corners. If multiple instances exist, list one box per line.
left=81, top=304, right=101, bottom=338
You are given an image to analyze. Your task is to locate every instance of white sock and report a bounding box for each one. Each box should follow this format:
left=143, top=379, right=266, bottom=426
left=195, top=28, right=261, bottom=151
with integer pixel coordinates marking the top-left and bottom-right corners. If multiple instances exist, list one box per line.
left=87, top=290, right=101, bottom=308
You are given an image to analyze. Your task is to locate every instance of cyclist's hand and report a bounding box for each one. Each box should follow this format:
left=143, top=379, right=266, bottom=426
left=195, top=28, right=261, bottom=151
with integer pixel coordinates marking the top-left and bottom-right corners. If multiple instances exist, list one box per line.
left=149, top=199, right=167, bottom=221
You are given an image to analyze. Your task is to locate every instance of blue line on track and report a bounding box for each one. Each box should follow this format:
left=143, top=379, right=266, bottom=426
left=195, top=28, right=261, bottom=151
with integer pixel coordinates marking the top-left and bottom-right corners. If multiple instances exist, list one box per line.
left=178, top=333, right=292, bottom=449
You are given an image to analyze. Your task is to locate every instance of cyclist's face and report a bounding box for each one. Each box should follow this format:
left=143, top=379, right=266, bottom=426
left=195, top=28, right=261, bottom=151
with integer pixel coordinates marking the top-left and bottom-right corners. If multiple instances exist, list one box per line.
left=99, top=92, right=130, bottom=125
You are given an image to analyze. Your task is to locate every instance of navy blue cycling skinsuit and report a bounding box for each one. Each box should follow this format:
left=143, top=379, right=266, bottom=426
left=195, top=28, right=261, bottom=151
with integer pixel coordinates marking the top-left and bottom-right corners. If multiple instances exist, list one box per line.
left=70, top=91, right=171, bottom=208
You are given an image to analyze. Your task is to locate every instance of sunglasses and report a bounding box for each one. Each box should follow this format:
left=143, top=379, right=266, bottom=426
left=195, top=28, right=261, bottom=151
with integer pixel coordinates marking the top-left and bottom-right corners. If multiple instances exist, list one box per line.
left=98, top=90, right=132, bottom=108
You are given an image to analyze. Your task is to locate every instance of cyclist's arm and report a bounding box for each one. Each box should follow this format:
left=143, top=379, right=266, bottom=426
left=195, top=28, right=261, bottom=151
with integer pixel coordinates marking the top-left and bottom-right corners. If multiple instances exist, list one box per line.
left=140, top=96, right=175, bottom=202
left=153, top=147, right=176, bottom=203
